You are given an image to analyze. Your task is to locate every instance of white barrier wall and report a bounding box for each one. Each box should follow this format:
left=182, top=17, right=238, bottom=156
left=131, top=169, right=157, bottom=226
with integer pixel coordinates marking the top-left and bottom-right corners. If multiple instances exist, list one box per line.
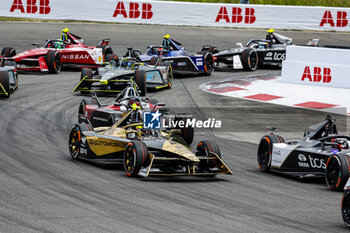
left=1, top=0, right=350, bottom=31
left=282, top=45, right=350, bottom=88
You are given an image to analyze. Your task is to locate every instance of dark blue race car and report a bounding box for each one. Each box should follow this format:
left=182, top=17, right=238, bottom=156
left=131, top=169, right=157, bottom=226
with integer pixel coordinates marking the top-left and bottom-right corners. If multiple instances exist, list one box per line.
left=139, top=34, right=214, bottom=76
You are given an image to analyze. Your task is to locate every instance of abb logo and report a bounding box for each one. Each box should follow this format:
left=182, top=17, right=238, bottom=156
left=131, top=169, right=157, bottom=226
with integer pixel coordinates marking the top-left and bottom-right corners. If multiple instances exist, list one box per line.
left=113, top=2, right=153, bottom=19
left=301, top=66, right=332, bottom=83
left=215, top=7, right=256, bottom=24
left=10, top=0, right=50, bottom=14
left=320, top=11, right=349, bottom=27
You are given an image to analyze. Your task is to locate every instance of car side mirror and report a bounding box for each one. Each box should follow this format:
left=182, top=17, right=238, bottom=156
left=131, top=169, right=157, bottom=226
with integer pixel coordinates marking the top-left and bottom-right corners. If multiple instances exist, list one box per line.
left=32, top=43, right=39, bottom=48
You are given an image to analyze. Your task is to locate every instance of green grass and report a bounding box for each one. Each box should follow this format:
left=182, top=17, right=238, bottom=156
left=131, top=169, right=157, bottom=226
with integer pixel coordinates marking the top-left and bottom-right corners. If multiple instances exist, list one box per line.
left=166, top=0, right=350, bottom=7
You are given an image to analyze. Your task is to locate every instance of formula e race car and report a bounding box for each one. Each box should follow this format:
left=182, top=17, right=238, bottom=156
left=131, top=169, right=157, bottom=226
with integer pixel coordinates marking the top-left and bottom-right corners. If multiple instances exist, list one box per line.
left=204, top=29, right=292, bottom=71
left=78, top=86, right=162, bottom=128
left=73, top=55, right=172, bottom=95
left=139, top=34, right=214, bottom=76
left=0, top=28, right=113, bottom=73
left=0, top=60, right=18, bottom=98
left=257, top=115, right=350, bottom=190
left=69, top=96, right=232, bottom=177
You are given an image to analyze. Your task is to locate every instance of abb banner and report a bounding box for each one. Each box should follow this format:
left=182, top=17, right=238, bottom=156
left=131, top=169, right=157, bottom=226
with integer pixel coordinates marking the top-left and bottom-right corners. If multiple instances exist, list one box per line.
left=282, top=46, right=350, bottom=88
left=2, top=0, right=350, bottom=31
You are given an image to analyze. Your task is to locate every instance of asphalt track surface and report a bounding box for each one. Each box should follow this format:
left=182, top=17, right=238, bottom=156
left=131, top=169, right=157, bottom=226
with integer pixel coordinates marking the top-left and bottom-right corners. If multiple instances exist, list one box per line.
left=1, top=22, right=350, bottom=233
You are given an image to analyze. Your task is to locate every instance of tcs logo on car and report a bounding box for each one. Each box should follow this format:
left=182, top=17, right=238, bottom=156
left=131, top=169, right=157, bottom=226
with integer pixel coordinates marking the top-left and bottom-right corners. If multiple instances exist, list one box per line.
left=113, top=2, right=153, bottom=19
left=10, top=0, right=50, bottom=14
left=215, top=7, right=256, bottom=24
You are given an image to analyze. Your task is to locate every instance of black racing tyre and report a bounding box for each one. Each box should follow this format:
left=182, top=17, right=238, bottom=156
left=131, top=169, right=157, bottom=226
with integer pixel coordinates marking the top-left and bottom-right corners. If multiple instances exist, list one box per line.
left=326, top=153, right=350, bottom=191
left=123, top=141, right=149, bottom=177
left=100, top=45, right=113, bottom=61
left=78, top=98, right=98, bottom=123
left=68, top=123, right=93, bottom=160
left=196, top=140, right=221, bottom=172
left=342, top=188, right=350, bottom=228
left=166, top=64, right=173, bottom=88
left=149, top=57, right=159, bottom=66
left=46, top=50, right=61, bottom=74
left=175, top=114, right=194, bottom=145
left=241, top=48, right=258, bottom=71
left=203, top=52, right=214, bottom=76
left=80, top=68, right=93, bottom=93
left=107, top=114, right=115, bottom=126
left=1, top=47, right=16, bottom=57
left=257, top=134, right=284, bottom=172
left=106, top=53, right=118, bottom=63
left=135, top=70, right=146, bottom=96
left=0, top=71, right=10, bottom=98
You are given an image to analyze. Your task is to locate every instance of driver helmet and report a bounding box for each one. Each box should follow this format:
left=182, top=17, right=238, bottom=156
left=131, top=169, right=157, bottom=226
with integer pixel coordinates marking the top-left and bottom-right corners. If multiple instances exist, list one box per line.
left=332, top=138, right=349, bottom=150
left=54, top=41, right=63, bottom=49
left=157, top=47, right=164, bottom=55
left=130, top=102, right=141, bottom=110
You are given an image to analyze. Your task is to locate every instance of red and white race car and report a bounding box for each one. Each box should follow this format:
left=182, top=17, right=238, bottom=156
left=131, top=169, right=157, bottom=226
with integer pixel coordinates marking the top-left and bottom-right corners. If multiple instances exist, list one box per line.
left=0, top=30, right=114, bottom=73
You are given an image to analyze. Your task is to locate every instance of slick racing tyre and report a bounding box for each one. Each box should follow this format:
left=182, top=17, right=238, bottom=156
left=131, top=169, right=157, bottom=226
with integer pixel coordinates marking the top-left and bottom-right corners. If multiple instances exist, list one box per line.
left=257, top=134, right=285, bottom=172
left=100, top=45, right=113, bottom=62
left=135, top=70, right=146, bottom=96
left=166, top=64, right=173, bottom=88
left=123, top=141, right=149, bottom=177
left=342, top=188, right=350, bottom=228
left=175, top=113, right=194, bottom=145
left=241, top=48, right=258, bottom=71
left=68, top=124, right=93, bottom=160
left=326, top=153, right=350, bottom=191
left=80, top=68, right=93, bottom=93
left=78, top=98, right=99, bottom=123
left=203, top=52, right=214, bottom=76
left=107, top=115, right=115, bottom=127
left=46, top=50, right=61, bottom=74
left=0, top=70, right=10, bottom=98
left=149, top=57, right=159, bottom=66
left=196, top=140, right=221, bottom=173
left=1, top=47, right=16, bottom=57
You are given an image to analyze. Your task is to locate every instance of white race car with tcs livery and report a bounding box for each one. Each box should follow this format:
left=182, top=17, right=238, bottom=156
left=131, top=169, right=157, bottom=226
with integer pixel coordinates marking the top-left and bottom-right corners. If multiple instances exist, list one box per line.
left=257, top=115, right=350, bottom=191
left=202, top=29, right=292, bottom=71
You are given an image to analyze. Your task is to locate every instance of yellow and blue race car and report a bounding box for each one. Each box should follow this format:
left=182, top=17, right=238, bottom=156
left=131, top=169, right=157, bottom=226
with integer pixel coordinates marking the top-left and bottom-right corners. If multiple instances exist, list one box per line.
left=73, top=52, right=173, bottom=96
